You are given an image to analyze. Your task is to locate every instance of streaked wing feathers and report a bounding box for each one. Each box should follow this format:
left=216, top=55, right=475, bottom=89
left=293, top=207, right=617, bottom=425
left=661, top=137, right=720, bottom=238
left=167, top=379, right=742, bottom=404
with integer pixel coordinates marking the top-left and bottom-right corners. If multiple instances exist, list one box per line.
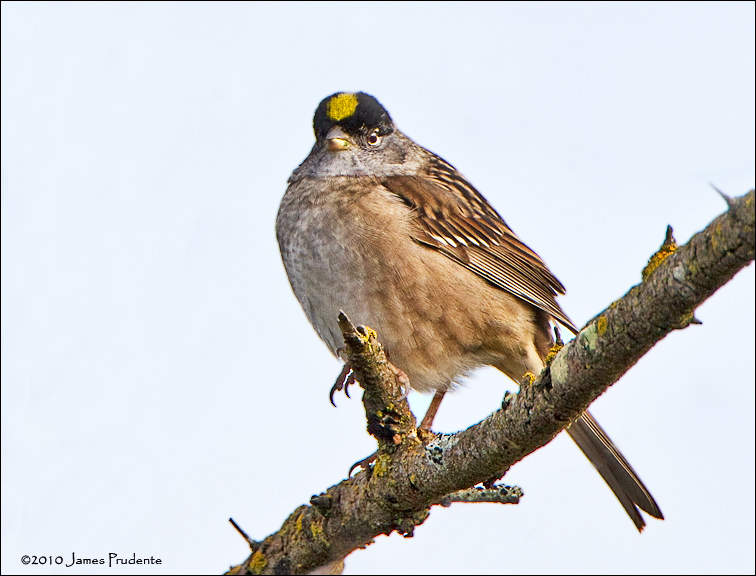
left=381, top=154, right=577, bottom=333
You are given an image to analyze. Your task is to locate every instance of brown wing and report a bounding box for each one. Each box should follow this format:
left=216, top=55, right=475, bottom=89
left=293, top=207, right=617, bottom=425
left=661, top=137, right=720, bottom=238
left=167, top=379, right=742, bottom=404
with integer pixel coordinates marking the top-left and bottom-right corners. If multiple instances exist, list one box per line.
left=381, top=153, right=577, bottom=333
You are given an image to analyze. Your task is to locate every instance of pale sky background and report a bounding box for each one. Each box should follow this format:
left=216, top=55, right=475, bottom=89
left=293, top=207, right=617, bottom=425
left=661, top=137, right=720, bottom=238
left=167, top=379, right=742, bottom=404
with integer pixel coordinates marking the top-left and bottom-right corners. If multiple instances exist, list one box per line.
left=2, top=2, right=754, bottom=575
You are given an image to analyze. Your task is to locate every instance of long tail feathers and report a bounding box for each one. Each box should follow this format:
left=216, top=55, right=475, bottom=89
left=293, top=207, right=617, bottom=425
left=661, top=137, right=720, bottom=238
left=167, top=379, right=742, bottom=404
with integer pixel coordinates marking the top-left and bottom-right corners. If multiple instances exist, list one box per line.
left=566, top=411, right=663, bottom=531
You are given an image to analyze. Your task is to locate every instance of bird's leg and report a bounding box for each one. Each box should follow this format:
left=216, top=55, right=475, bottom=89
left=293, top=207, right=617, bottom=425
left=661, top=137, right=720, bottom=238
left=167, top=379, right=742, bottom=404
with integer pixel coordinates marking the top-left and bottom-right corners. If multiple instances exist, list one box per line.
left=419, top=390, right=446, bottom=431
left=381, top=347, right=411, bottom=399
left=388, top=362, right=410, bottom=399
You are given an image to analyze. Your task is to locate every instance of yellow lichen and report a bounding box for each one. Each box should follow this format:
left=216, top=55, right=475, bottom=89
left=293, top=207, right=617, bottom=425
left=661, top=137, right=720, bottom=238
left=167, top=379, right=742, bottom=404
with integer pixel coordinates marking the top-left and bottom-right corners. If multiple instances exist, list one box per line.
left=544, top=342, right=563, bottom=364
left=642, top=237, right=678, bottom=281
left=521, top=372, right=536, bottom=387
left=309, top=518, right=329, bottom=546
left=249, top=551, right=267, bottom=575
left=597, top=315, right=608, bottom=336
left=295, top=512, right=304, bottom=534
left=373, top=453, right=392, bottom=477
left=711, top=221, right=723, bottom=252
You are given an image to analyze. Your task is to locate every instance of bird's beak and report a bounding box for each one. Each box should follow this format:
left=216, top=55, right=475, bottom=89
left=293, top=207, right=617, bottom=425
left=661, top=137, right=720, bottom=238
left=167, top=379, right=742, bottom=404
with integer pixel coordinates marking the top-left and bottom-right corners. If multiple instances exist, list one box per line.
left=326, top=126, right=351, bottom=151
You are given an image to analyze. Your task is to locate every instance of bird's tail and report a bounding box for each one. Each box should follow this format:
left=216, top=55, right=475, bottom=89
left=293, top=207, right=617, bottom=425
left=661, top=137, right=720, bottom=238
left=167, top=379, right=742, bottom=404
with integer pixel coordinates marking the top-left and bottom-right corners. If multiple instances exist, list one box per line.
left=566, top=411, right=664, bottom=531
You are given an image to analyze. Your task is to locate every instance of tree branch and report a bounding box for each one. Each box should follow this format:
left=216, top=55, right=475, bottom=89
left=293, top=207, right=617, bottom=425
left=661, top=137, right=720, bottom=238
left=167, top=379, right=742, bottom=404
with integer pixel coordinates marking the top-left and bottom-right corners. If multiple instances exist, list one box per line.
left=228, top=190, right=754, bottom=575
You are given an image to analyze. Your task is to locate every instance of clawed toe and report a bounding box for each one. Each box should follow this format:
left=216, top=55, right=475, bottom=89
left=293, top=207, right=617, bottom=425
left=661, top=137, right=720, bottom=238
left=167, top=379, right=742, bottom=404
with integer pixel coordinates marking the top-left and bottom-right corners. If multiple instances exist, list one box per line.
left=348, top=451, right=377, bottom=477
left=330, top=362, right=355, bottom=406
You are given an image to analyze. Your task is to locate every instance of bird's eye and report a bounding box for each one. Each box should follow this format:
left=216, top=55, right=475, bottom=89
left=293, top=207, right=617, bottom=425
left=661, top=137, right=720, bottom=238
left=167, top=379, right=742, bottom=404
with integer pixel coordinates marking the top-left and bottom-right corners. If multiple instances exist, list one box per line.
left=366, top=130, right=381, bottom=147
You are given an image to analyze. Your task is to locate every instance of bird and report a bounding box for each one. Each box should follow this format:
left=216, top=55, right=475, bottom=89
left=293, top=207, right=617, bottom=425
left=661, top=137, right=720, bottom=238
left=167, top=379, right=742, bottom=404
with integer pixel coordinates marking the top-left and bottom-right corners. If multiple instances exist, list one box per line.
left=276, top=91, right=663, bottom=531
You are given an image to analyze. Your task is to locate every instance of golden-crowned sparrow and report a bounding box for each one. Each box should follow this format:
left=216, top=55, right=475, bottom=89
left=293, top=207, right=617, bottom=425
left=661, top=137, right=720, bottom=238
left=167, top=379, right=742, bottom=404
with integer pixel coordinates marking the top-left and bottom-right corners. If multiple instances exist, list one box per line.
left=276, top=92, right=663, bottom=531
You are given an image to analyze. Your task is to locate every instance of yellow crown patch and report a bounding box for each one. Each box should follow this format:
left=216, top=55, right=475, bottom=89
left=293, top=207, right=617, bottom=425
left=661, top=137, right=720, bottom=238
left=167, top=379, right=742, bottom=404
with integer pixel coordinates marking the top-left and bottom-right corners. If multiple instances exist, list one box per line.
left=326, top=93, right=358, bottom=121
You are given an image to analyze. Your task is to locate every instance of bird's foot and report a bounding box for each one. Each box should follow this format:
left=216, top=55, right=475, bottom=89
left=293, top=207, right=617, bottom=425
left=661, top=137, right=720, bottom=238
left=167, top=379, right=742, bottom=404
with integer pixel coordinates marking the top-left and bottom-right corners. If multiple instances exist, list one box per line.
left=348, top=451, right=377, bottom=478
left=330, top=362, right=355, bottom=407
